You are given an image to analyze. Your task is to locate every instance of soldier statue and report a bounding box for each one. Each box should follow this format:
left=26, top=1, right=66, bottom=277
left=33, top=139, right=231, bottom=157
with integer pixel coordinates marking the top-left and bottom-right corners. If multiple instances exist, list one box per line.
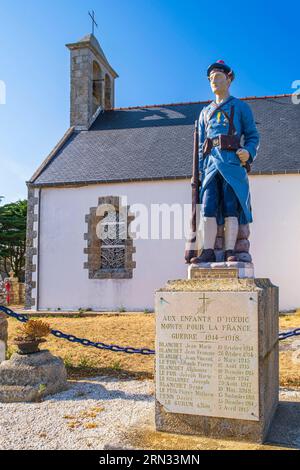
left=190, top=60, right=260, bottom=264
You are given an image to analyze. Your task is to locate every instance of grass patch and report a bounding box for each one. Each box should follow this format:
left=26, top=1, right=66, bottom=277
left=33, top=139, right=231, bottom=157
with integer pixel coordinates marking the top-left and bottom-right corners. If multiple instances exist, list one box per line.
left=6, top=311, right=300, bottom=387
left=7, top=314, right=155, bottom=380
left=279, top=309, right=300, bottom=329
left=111, top=360, right=122, bottom=371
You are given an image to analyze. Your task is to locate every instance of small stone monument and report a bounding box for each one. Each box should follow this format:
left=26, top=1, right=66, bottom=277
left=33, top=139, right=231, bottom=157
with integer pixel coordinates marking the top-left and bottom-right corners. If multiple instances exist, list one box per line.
left=0, top=350, right=68, bottom=403
left=155, top=269, right=279, bottom=443
left=4, top=271, right=25, bottom=306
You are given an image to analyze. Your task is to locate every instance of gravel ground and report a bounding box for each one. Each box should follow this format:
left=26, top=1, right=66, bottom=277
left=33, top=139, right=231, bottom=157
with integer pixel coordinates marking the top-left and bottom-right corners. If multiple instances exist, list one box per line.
left=0, top=377, right=154, bottom=450
left=1, top=379, right=299, bottom=450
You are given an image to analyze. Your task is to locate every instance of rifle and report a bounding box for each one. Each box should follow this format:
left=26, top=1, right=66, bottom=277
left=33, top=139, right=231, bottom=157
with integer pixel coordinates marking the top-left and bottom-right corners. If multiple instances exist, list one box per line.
left=184, top=120, right=200, bottom=264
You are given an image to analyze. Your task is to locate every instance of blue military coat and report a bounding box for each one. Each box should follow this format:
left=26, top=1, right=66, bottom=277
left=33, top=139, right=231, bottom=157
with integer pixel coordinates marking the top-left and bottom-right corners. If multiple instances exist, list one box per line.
left=198, top=95, right=260, bottom=224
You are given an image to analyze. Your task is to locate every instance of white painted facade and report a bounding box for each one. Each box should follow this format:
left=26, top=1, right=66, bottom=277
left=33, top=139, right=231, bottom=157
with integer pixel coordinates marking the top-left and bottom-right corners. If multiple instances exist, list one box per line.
left=33, top=174, right=300, bottom=312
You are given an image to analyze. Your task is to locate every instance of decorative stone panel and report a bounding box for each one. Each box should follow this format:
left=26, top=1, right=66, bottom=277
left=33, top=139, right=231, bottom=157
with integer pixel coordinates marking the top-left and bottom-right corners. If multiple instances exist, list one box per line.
left=84, top=196, right=136, bottom=279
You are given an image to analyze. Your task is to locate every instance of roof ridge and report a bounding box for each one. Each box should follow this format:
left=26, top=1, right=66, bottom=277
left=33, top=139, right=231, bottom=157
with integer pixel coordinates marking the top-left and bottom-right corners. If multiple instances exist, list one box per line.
left=28, top=127, right=75, bottom=184
left=111, top=93, right=293, bottom=111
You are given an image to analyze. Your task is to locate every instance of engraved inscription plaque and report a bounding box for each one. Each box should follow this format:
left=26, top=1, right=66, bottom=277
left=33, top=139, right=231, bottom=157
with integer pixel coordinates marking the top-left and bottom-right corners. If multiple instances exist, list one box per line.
left=155, top=291, right=259, bottom=421
left=191, top=268, right=238, bottom=279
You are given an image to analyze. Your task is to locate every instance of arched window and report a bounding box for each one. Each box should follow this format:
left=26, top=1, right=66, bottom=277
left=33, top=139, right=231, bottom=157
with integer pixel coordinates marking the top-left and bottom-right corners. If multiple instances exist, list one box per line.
left=104, top=74, right=112, bottom=109
left=92, top=61, right=103, bottom=114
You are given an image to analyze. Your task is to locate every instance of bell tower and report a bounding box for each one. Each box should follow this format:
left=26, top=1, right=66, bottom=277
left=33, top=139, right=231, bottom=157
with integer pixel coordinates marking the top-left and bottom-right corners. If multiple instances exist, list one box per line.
left=66, top=34, right=118, bottom=130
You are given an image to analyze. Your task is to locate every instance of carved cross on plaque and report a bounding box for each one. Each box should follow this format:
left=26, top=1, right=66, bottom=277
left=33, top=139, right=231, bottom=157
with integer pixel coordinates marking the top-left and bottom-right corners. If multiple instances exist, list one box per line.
left=198, top=293, right=212, bottom=314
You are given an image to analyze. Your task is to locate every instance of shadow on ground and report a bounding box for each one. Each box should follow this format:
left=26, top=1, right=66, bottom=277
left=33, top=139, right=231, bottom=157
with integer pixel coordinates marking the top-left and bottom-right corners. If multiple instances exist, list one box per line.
left=117, top=399, right=300, bottom=451
left=66, top=365, right=153, bottom=381
left=266, top=400, right=300, bottom=449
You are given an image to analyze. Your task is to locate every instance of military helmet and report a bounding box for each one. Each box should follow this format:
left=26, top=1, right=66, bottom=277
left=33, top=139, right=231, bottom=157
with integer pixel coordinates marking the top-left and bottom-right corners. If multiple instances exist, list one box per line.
left=207, top=60, right=235, bottom=81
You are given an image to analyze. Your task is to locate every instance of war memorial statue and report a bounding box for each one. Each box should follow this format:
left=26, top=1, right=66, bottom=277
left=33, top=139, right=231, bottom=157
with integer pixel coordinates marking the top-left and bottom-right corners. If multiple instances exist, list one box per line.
left=156, top=61, right=279, bottom=443
left=185, top=60, right=260, bottom=267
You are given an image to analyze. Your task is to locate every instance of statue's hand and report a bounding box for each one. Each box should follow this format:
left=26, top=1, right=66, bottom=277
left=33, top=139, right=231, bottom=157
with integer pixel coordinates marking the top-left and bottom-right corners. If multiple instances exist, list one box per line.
left=236, top=148, right=250, bottom=165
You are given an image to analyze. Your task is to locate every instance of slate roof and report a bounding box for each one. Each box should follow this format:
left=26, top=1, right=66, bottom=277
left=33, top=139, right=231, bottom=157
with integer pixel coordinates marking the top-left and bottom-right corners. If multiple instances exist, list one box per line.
left=30, top=94, right=300, bottom=187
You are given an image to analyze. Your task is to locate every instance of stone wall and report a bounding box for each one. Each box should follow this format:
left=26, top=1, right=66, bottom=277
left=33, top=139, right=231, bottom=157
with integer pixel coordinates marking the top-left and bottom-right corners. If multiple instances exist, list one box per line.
left=0, top=280, right=7, bottom=306
left=6, top=275, right=25, bottom=306
left=24, top=185, right=38, bottom=310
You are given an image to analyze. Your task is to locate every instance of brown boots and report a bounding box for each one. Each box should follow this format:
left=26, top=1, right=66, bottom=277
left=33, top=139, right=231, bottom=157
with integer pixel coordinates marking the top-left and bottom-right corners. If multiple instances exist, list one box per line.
left=190, top=249, right=238, bottom=264
left=190, top=249, right=216, bottom=264
left=224, top=250, right=238, bottom=262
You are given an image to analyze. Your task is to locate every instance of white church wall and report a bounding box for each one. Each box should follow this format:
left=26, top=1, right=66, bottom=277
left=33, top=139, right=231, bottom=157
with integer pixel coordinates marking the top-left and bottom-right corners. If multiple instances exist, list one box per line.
left=249, top=174, right=300, bottom=311
left=37, top=175, right=300, bottom=312
left=38, top=180, right=190, bottom=312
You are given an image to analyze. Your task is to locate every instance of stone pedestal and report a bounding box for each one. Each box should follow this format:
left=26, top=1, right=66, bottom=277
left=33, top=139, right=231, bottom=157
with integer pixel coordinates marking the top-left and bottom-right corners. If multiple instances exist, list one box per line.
left=0, top=350, right=68, bottom=402
left=155, top=275, right=279, bottom=443
left=0, top=312, right=8, bottom=364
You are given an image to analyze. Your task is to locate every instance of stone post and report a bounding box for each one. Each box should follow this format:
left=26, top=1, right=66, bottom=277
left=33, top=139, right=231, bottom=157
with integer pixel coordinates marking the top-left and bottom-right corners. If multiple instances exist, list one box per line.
left=19, top=283, right=25, bottom=306
left=7, top=271, right=20, bottom=305
left=0, top=311, right=8, bottom=363
left=0, top=283, right=7, bottom=306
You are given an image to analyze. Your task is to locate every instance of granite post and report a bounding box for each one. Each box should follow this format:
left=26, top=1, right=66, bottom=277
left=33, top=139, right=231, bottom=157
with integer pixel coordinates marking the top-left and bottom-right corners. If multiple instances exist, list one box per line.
left=0, top=312, right=8, bottom=364
left=0, top=351, right=68, bottom=402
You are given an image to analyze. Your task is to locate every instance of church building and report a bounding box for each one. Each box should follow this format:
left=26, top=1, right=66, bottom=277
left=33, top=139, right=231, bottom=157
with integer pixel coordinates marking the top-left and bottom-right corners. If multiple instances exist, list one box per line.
left=25, top=34, right=300, bottom=312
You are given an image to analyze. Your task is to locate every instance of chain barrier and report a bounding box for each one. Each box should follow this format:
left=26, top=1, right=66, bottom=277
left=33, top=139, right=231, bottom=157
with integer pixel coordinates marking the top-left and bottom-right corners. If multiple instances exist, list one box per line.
left=279, top=328, right=300, bottom=341
left=1, top=305, right=300, bottom=352
left=0, top=306, right=155, bottom=356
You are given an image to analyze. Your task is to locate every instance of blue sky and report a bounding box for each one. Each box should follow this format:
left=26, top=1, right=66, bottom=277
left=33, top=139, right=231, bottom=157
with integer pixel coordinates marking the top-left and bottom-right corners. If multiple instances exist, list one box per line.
left=0, top=0, right=298, bottom=204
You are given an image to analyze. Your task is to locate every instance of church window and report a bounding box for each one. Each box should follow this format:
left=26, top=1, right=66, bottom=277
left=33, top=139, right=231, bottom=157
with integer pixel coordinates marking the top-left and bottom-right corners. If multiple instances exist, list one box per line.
left=84, top=196, right=136, bottom=279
